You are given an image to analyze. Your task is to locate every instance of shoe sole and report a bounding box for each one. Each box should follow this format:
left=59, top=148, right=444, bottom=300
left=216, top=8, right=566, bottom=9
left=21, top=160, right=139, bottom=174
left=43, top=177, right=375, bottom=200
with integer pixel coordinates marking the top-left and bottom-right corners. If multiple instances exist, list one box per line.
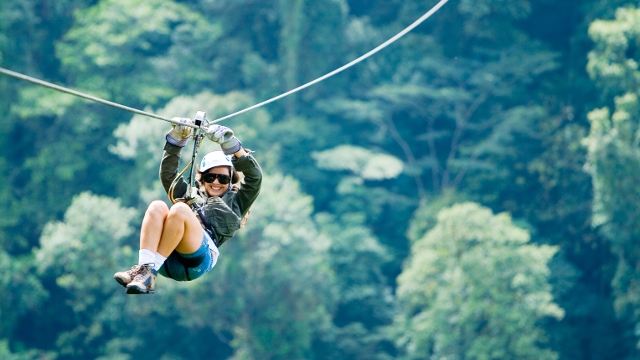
left=114, top=275, right=130, bottom=288
left=126, top=285, right=155, bottom=294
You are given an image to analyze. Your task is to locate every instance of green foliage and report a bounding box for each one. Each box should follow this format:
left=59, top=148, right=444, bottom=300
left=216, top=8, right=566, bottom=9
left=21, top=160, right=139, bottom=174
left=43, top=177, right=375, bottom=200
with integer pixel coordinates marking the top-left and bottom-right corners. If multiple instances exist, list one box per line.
left=35, top=192, right=137, bottom=358
left=396, top=202, right=562, bottom=360
left=277, top=0, right=349, bottom=112
left=584, top=101, right=640, bottom=315
left=0, top=339, right=55, bottom=360
left=317, top=41, right=558, bottom=205
left=458, top=0, right=531, bottom=41
left=0, top=0, right=636, bottom=358
left=585, top=5, right=640, bottom=337
left=315, top=212, right=396, bottom=359
left=1, top=100, right=128, bottom=253
left=406, top=190, right=470, bottom=243
left=0, top=250, right=47, bottom=340
left=587, top=7, right=640, bottom=100
left=11, top=88, right=76, bottom=118
left=57, top=0, right=223, bottom=105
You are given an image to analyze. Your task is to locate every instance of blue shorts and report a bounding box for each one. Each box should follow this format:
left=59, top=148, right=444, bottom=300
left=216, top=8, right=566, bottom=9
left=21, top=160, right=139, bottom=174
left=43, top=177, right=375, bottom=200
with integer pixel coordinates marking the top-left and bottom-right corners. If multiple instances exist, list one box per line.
left=158, top=230, right=219, bottom=281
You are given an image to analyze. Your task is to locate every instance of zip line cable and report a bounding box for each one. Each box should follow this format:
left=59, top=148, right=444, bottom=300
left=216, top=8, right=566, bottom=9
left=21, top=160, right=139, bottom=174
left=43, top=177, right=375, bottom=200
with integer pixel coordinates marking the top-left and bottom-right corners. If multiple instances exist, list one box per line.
left=0, top=0, right=448, bottom=126
left=0, top=67, right=198, bottom=127
left=209, top=0, right=449, bottom=124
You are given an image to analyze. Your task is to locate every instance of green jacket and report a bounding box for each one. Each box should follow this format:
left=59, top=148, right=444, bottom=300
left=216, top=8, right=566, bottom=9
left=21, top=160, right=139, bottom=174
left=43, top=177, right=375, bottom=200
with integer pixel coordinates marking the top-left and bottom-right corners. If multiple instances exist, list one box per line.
left=160, top=142, right=263, bottom=246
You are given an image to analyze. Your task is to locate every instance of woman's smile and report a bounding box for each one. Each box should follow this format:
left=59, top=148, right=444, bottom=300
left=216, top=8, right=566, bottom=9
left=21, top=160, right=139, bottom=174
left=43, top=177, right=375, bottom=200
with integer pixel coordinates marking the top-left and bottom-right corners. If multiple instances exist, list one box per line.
left=204, top=167, right=231, bottom=197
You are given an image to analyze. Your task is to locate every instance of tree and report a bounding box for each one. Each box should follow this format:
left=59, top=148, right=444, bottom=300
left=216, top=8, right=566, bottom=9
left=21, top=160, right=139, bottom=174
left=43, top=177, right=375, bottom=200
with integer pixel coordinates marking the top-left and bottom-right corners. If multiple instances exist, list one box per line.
left=0, top=0, right=97, bottom=253
left=34, top=192, right=137, bottom=358
left=314, top=211, right=397, bottom=359
left=0, top=250, right=47, bottom=347
left=307, top=0, right=559, bottom=275
left=56, top=0, right=223, bottom=105
left=0, top=339, right=54, bottom=360
left=396, top=202, right=563, bottom=359
left=584, top=7, right=640, bottom=351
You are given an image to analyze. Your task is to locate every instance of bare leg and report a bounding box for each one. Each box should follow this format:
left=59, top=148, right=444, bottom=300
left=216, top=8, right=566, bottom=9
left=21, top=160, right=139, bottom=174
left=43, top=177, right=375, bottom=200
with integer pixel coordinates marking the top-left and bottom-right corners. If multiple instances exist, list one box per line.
left=156, top=202, right=204, bottom=257
left=114, top=200, right=169, bottom=289
left=140, top=200, right=170, bottom=252
left=116, top=201, right=204, bottom=293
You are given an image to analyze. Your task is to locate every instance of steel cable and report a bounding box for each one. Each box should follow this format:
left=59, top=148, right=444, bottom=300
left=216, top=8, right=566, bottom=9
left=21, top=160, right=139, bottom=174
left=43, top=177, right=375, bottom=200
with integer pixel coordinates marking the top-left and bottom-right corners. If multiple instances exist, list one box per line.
left=0, top=0, right=448, bottom=125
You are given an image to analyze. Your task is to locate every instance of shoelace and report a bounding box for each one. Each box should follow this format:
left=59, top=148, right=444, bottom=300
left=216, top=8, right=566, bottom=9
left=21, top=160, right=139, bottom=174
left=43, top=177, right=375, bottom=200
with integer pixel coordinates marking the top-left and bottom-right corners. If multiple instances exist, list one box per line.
left=127, top=264, right=142, bottom=277
left=132, top=265, right=153, bottom=282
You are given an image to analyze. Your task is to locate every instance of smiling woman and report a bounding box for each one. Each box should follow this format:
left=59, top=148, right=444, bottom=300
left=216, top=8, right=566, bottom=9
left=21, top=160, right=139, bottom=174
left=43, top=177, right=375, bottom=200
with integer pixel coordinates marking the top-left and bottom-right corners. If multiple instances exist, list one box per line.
left=113, top=118, right=262, bottom=294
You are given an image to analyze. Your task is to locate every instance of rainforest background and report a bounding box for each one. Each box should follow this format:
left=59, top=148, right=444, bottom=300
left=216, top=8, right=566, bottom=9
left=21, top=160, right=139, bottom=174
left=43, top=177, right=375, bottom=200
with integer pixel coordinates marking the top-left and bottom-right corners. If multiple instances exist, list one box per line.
left=1, top=0, right=639, bottom=359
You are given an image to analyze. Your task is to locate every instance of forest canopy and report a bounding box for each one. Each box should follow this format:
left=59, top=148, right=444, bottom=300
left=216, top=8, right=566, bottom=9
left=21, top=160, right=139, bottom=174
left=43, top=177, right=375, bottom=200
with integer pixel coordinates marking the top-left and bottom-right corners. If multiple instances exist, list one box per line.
left=0, top=0, right=638, bottom=359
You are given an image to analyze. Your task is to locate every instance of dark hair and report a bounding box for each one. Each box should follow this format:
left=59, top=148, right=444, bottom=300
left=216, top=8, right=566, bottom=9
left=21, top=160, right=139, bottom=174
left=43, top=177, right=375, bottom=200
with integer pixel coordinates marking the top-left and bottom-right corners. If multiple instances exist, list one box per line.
left=196, top=166, right=241, bottom=191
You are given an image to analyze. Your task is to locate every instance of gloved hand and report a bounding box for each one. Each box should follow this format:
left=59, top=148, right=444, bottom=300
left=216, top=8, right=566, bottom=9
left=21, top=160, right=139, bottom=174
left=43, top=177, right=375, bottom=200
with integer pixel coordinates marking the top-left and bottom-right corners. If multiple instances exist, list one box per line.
left=205, top=124, right=242, bottom=155
left=166, top=117, right=194, bottom=147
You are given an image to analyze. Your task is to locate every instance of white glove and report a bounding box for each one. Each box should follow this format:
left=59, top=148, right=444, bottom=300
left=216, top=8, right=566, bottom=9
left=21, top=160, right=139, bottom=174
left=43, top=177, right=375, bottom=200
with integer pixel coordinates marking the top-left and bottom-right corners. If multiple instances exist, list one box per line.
left=166, top=117, right=194, bottom=147
left=205, top=125, right=242, bottom=155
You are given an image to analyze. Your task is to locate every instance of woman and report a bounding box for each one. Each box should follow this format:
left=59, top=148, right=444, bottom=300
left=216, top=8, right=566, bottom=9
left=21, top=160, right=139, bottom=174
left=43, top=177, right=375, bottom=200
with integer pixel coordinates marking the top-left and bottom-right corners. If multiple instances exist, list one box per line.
left=114, top=118, right=262, bottom=294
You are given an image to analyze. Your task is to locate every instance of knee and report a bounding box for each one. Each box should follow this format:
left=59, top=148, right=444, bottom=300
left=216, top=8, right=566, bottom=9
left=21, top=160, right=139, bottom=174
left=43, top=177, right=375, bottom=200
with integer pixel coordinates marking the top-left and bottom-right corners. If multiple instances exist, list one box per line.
left=146, top=200, right=169, bottom=218
left=168, top=202, right=193, bottom=220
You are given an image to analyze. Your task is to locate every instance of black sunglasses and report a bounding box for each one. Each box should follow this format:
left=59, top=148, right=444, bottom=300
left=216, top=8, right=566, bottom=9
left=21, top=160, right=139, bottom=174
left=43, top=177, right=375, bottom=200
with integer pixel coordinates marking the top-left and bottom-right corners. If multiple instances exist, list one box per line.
left=202, top=173, right=231, bottom=184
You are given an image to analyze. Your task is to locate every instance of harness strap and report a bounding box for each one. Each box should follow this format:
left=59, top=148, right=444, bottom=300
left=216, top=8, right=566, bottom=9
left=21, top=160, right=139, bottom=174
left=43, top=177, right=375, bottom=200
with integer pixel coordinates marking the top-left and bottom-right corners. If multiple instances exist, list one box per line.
left=195, top=207, right=219, bottom=247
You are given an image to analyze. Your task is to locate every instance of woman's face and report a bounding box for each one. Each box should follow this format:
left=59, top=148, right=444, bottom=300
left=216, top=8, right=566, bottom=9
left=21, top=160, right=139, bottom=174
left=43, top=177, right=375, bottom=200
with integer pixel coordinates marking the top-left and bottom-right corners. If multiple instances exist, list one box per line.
left=203, top=166, right=231, bottom=197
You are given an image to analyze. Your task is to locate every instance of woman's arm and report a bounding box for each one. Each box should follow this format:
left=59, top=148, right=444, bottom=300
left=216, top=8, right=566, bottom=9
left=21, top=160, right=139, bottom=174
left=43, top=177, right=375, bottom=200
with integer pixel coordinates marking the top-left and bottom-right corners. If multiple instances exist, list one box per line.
left=160, top=117, right=194, bottom=199
left=160, top=142, right=189, bottom=199
left=234, top=148, right=248, bottom=158
left=232, top=149, right=262, bottom=216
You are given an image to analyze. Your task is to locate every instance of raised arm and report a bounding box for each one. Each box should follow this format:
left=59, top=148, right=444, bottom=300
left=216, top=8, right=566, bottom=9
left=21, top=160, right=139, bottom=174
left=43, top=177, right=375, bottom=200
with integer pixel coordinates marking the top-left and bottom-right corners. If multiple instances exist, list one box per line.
left=206, top=125, right=262, bottom=216
left=232, top=150, right=263, bottom=216
left=159, top=117, right=193, bottom=198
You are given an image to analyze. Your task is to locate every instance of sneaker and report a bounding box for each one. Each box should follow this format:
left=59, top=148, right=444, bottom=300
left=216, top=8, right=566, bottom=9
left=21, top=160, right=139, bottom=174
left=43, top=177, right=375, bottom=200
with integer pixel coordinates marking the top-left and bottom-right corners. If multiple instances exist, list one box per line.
left=114, top=264, right=142, bottom=287
left=126, top=264, right=157, bottom=294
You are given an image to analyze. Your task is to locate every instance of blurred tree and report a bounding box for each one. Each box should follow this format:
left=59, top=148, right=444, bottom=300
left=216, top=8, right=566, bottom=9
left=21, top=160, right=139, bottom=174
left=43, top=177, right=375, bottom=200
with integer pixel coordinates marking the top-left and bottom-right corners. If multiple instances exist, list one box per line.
left=311, top=144, right=407, bottom=222
left=306, top=4, right=560, bottom=299
left=196, top=0, right=350, bottom=116
left=0, top=0, right=96, bottom=251
left=1, top=0, right=225, bottom=254
left=0, top=339, right=54, bottom=360
left=584, top=7, right=640, bottom=352
left=396, top=202, right=563, bottom=359
left=34, top=192, right=137, bottom=358
left=2, top=96, right=127, bottom=253
left=318, top=38, right=558, bottom=201
left=56, top=0, right=223, bottom=106
left=504, top=1, right=636, bottom=358
left=0, top=250, right=47, bottom=348
left=0, top=0, right=95, bottom=76
left=314, top=211, right=396, bottom=359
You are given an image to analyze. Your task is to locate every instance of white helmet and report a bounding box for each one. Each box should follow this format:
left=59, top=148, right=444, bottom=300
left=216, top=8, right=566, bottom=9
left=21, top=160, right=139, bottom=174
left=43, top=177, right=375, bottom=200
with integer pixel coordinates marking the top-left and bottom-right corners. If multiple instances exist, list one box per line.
left=200, top=151, right=233, bottom=172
